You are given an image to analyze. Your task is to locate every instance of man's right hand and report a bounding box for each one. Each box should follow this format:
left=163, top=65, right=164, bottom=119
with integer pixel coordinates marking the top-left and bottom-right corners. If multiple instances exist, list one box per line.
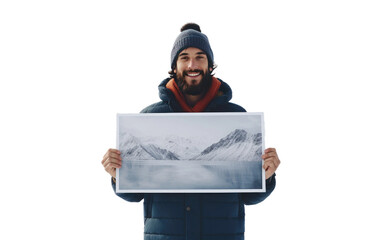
left=101, top=148, right=122, bottom=178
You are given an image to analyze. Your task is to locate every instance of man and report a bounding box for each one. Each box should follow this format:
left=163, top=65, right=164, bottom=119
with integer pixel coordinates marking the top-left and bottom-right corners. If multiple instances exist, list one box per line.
left=102, top=23, right=280, bottom=240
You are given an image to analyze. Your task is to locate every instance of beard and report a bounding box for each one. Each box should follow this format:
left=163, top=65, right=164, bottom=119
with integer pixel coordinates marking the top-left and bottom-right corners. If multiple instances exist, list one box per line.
left=175, top=69, right=212, bottom=96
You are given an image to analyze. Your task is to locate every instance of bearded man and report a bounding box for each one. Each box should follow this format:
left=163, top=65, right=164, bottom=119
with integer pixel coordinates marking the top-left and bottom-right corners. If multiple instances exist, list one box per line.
left=102, top=23, right=280, bottom=240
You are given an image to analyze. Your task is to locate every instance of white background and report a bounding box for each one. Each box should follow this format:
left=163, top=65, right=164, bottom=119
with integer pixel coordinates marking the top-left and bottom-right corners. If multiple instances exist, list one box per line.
left=1, top=0, right=381, bottom=239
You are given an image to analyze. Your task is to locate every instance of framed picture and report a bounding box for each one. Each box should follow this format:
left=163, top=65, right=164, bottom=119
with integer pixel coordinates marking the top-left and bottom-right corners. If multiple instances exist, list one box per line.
left=116, top=112, right=265, bottom=193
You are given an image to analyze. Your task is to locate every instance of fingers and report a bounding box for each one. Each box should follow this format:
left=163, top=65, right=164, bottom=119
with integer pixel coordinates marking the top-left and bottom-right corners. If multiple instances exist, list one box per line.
left=263, top=160, right=277, bottom=179
left=104, top=152, right=122, bottom=164
left=263, top=159, right=277, bottom=172
left=104, top=161, right=122, bottom=169
left=102, top=149, right=121, bottom=164
left=102, top=148, right=120, bottom=161
left=262, top=151, right=277, bottom=159
left=262, top=148, right=281, bottom=179
left=264, top=148, right=276, bottom=154
left=105, top=165, right=116, bottom=178
left=262, top=148, right=280, bottom=164
left=102, top=156, right=122, bottom=169
left=102, top=148, right=122, bottom=177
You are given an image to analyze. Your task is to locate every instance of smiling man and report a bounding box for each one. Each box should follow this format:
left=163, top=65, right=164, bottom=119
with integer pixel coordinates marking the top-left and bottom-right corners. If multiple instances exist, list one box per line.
left=102, top=23, right=280, bottom=240
left=174, top=47, right=211, bottom=97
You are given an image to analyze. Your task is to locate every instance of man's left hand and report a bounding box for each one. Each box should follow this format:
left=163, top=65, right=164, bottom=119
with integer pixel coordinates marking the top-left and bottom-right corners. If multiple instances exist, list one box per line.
left=262, top=148, right=281, bottom=179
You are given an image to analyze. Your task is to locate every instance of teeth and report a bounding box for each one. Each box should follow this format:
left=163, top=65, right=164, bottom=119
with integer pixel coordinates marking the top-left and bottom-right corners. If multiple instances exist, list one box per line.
left=187, top=73, right=200, bottom=76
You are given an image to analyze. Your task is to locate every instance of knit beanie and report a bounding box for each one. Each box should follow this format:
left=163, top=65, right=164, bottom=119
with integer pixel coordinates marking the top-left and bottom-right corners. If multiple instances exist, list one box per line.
left=170, top=23, right=214, bottom=69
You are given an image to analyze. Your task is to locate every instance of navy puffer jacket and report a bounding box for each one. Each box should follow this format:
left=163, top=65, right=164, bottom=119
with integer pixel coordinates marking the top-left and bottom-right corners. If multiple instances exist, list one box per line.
left=112, top=78, right=276, bottom=240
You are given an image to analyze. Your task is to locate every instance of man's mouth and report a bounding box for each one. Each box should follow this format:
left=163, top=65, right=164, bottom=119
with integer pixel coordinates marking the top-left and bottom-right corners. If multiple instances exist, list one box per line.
left=185, top=71, right=202, bottom=77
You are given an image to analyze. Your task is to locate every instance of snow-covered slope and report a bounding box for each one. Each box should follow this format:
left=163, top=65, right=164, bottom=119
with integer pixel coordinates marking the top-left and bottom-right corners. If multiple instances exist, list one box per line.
left=143, top=135, right=204, bottom=159
left=192, top=129, right=262, bottom=161
left=119, top=133, right=179, bottom=160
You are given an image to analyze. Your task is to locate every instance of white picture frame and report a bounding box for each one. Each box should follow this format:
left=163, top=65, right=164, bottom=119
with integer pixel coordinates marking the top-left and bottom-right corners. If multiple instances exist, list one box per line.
left=116, top=112, right=265, bottom=193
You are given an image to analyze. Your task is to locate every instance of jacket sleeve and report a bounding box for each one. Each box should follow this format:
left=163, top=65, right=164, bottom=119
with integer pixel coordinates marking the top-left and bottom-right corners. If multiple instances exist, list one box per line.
left=111, top=178, right=144, bottom=202
left=241, top=173, right=276, bottom=205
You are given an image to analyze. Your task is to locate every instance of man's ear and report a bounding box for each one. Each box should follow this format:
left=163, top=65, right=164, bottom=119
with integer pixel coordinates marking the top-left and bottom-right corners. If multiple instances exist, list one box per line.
left=174, top=69, right=177, bottom=73
left=209, top=67, right=213, bottom=72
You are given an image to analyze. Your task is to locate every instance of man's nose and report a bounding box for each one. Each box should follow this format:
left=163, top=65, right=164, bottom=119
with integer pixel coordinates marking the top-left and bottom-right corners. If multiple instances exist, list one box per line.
left=187, top=59, right=198, bottom=70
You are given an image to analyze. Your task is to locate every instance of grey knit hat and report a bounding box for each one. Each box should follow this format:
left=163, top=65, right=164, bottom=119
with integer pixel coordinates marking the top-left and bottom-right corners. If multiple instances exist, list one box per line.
left=170, top=23, right=214, bottom=69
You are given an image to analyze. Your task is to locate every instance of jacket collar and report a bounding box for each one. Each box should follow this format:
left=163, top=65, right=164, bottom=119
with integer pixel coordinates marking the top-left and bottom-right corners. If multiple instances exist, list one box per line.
left=165, top=77, right=221, bottom=112
left=158, top=77, right=233, bottom=112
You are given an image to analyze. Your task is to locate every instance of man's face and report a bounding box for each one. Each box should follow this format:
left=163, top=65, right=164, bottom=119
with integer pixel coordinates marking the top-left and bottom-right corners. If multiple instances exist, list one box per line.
left=174, top=47, right=212, bottom=95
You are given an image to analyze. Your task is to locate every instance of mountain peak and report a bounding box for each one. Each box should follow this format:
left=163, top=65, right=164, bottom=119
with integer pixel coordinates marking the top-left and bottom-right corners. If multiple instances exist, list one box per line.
left=226, top=129, right=248, bottom=143
left=200, top=129, right=249, bottom=155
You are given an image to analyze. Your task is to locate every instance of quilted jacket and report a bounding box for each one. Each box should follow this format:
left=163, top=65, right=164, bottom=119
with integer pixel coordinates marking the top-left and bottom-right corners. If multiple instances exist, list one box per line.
left=112, top=78, right=276, bottom=240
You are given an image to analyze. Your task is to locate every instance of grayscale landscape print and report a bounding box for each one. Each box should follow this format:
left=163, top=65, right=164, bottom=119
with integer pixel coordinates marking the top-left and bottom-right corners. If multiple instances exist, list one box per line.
left=117, top=113, right=264, bottom=193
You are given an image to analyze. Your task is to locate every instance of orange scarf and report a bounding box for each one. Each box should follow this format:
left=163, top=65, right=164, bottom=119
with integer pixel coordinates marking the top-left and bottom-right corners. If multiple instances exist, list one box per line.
left=166, top=77, right=221, bottom=112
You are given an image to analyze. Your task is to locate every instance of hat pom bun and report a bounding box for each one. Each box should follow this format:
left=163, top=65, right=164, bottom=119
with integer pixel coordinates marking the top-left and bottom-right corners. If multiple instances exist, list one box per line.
left=180, top=23, right=201, bottom=32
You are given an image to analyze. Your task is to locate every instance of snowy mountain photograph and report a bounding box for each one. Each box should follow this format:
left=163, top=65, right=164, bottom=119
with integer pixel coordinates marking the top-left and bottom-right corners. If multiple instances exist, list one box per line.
left=116, top=112, right=265, bottom=193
